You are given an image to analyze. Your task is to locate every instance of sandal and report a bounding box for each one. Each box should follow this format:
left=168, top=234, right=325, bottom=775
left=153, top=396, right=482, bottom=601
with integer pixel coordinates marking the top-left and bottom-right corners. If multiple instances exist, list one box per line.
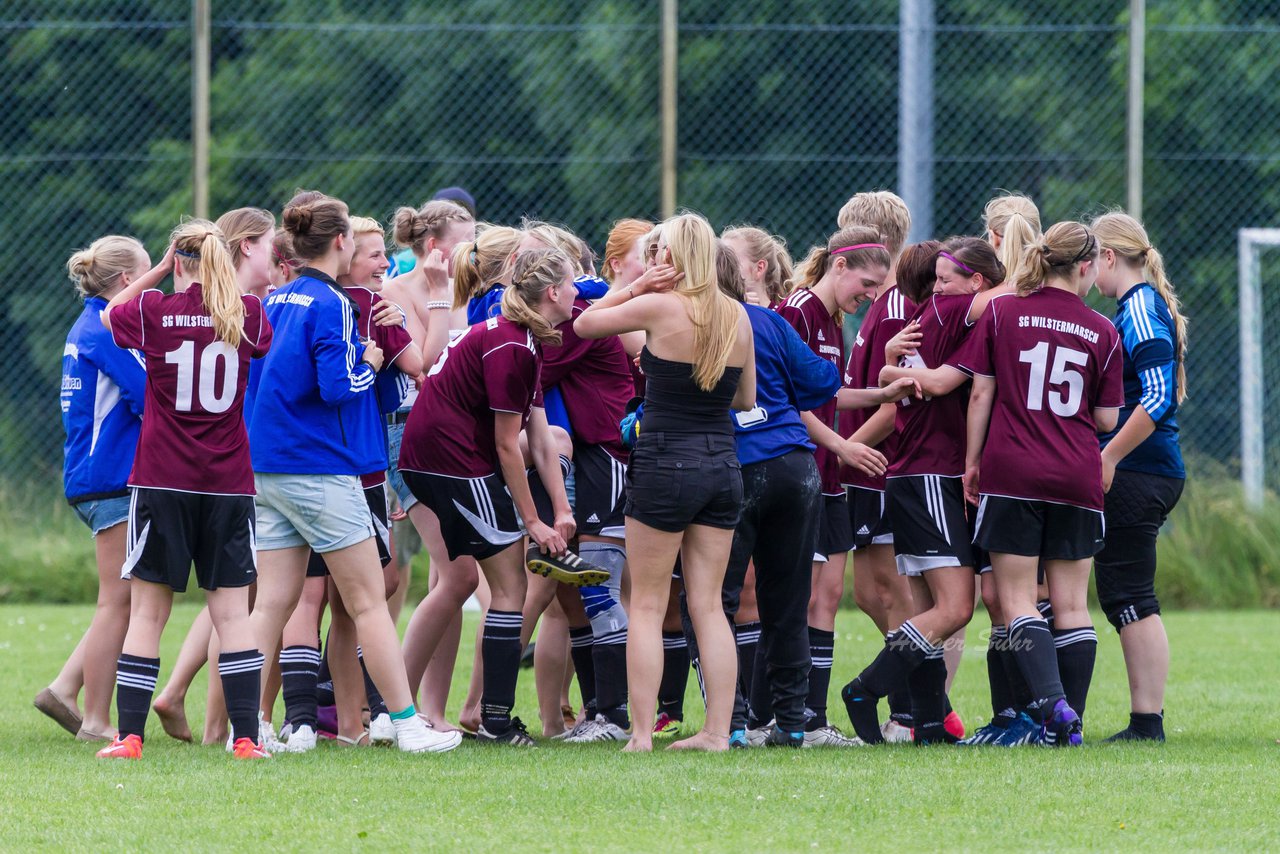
left=75, top=726, right=117, bottom=743
left=34, top=688, right=82, bottom=735
left=333, top=731, right=370, bottom=748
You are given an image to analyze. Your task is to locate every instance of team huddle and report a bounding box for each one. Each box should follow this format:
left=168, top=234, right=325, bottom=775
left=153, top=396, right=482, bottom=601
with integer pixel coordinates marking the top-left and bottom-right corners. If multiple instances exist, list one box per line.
left=43, top=185, right=1186, bottom=758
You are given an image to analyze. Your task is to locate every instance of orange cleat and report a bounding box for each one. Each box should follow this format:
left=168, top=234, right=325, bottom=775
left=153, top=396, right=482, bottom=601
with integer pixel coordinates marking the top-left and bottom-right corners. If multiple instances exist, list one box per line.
left=944, top=709, right=966, bottom=740
left=231, top=737, right=271, bottom=760
left=97, top=733, right=143, bottom=759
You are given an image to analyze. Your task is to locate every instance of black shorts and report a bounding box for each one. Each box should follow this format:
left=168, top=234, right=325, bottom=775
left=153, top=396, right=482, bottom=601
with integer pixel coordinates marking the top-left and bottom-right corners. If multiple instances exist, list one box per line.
left=815, top=493, right=853, bottom=562
left=306, top=483, right=392, bottom=576
left=885, top=475, right=974, bottom=576
left=123, top=487, right=256, bottom=593
left=847, top=486, right=892, bottom=550
left=966, top=506, right=992, bottom=574
left=1094, top=470, right=1184, bottom=629
left=402, top=470, right=523, bottom=561
left=573, top=442, right=627, bottom=538
left=974, top=495, right=1105, bottom=561
left=625, top=431, right=742, bottom=533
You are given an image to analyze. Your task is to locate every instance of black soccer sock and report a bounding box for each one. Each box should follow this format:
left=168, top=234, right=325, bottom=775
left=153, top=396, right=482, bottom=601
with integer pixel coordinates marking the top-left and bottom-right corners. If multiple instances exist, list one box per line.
left=279, top=644, right=321, bottom=729
left=804, top=627, right=835, bottom=730
left=480, top=610, right=523, bottom=733
left=1037, top=599, right=1055, bottom=630
left=316, top=633, right=335, bottom=707
left=986, top=625, right=1016, bottom=719
left=1008, top=615, right=1065, bottom=722
left=527, top=456, right=573, bottom=526
left=1053, top=626, right=1098, bottom=719
left=735, top=621, right=761, bottom=712
left=569, top=625, right=598, bottom=716
left=887, top=689, right=913, bottom=726
left=115, top=654, right=160, bottom=741
left=999, top=631, right=1033, bottom=710
left=1129, top=711, right=1165, bottom=739
left=592, top=640, right=629, bottom=729
left=219, top=649, right=264, bottom=744
left=658, top=630, right=689, bottom=720
left=356, top=646, right=388, bottom=717
left=856, top=621, right=936, bottom=699
left=908, top=653, right=950, bottom=743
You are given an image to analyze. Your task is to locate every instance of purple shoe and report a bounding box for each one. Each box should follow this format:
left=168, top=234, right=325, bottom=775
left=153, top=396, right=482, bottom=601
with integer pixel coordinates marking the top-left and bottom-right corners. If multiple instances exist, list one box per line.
left=1044, top=698, right=1083, bottom=747
left=316, top=704, right=339, bottom=738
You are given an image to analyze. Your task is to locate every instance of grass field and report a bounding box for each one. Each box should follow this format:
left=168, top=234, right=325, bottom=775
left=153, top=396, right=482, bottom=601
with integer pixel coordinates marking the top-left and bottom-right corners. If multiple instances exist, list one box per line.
left=2, top=604, right=1278, bottom=851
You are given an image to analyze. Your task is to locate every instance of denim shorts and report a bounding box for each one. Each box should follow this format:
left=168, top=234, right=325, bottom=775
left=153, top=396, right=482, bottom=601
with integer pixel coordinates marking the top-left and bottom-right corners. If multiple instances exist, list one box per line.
left=254, top=472, right=375, bottom=553
left=624, top=431, right=742, bottom=532
left=386, top=419, right=418, bottom=512
left=71, top=494, right=131, bottom=535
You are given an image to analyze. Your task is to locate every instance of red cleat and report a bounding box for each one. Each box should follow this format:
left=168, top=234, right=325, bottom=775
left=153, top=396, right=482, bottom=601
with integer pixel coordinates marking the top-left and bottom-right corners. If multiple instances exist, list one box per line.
left=944, top=709, right=966, bottom=740
left=97, top=733, right=143, bottom=760
left=231, top=737, right=272, bottom=760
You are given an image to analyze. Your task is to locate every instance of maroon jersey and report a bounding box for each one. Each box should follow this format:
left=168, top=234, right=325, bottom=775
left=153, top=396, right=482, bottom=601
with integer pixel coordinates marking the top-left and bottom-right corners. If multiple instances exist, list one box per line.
left=777, top=288, right=843, bottom=494
left=109, top=285, right=271, bottom=494
left=399, top=315, right=543, bottom=478
left=887, top=293, right=976, bottom=479
left=346, top=286, right=413, bottom=488
left=541, top=299, right=632, bottom=461
left=952, top=288, right=1124, bottom=510
left=839, top=286, right=915, bottom=490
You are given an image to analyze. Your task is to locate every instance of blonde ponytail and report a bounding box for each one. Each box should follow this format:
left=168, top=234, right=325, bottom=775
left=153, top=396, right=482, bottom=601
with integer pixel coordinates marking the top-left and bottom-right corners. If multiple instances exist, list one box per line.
left=66, top=236, right=146, bottom=298
left=451, top=224, right=521, bottom=310
left=1143, top=246, right=1188, bottom=402
left=173, top=219, right=244, bottom=348
left=1015, top=221, right=1096, bottom=298
left=665, top=213, right=739, bottom=391
left=502, top=248, right=567, bottom=346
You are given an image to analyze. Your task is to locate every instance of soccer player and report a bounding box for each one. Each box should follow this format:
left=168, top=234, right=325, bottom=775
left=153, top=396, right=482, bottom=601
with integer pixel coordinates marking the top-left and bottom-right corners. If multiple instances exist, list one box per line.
left=1092, top=212, right=1187, bottom=743
left=576, top=212, right=756, bottom=753
left=246, top=192, right=459, bottom=755
left=721, top=225, right=794, bottom=307
left=399, top=247, right=580, bottom=746
left=44, top=237, right=149, bottom=742
left=960, top=221, right=1123, bottom=745
left=776, top=225, right=892, bottom=746
left=95, top=219, right=272, bottom=760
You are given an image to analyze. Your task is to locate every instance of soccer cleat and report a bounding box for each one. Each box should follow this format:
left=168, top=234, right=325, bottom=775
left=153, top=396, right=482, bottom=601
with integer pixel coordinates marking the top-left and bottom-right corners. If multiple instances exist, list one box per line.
left=943, top=709, right=966, bottom=740
left=881, top=720, right=913, bottom=744
left=259, top=714, right=286, bottom=753
left=765, top=727, right=804, bottom=748
left=992, top=712, right=1039, bottom=747
left=744, top=722, right=774, bottom=747
left=551, top=717, right=594, bottom=741
left=804, top=725, right=864, bottom=748
left=525, top=546, right=610, bottom=588
left=840, top=679, right=885, bottom=745
left=396, top=716, right=463, bottom=753
left=565, top=716, right=629, bottom=743
left=1041, top=698, right=1083, bottom=747
left=231, top=737, right=272, bottom=759
left=728, top=730, right=749, bottom=749
left=958, top=719, right=1008, bottom=746
left=653, top=712, right=683, bottom=739
left=913, top=724, right=960, bottom=746
left=96, top=733, right=143, bottom=759
left=477, top=717, right=536, bottom=747
left=282, top=724, right=318, bottom=753
left=369, top=713, right=397, bottom=746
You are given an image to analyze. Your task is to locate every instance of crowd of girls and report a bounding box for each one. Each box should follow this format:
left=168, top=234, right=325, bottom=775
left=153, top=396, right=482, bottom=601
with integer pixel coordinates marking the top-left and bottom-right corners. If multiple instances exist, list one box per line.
left=44, top=184, right=1187, bottom=757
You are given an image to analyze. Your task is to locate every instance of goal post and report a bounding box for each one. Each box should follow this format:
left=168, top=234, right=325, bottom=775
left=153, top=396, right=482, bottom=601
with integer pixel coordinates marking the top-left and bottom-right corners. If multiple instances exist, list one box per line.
left=1238, top=229, right=1279, bottom=509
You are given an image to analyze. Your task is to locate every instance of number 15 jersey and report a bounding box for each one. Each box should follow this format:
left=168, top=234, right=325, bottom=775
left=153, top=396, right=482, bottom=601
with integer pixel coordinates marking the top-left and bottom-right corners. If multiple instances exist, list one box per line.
left=952, top=287, right=1123, bottom=511
left=110, top=284, right=272, bottom=495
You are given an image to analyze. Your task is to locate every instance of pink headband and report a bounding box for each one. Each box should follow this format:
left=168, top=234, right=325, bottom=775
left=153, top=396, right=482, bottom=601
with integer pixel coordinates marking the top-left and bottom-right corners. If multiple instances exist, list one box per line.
left=831, top=243, right=887, bottom=254
left=938, top=250, right=976, bottom=276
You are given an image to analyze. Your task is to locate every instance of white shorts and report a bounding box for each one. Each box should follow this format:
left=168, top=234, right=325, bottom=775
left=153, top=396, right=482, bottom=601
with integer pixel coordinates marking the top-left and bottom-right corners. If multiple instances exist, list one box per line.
left=253, top=473, right=374, bottom=553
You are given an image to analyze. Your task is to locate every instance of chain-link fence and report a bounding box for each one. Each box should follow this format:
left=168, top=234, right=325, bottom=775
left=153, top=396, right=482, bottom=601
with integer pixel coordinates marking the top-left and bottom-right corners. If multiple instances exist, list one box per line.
left=3, top=0, right=1278, bottom=492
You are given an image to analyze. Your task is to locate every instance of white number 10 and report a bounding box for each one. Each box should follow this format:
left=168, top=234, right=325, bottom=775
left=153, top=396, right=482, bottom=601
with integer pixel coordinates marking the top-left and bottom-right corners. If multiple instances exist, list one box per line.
left=165, top=340, right=238, bottom=413
left=1018, top=342, right=1088, bottom=416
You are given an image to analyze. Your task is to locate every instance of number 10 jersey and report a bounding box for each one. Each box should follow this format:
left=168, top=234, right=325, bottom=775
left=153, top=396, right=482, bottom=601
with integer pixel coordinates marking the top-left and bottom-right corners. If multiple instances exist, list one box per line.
left=109, top=284, right=272, bottom=495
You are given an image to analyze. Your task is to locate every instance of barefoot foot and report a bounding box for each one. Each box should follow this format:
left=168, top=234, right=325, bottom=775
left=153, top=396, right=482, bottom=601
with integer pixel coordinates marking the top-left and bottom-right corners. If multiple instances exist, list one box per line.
left=153, top=695, right=193, bottom=742
left=668, top=730, right=729, bottom=752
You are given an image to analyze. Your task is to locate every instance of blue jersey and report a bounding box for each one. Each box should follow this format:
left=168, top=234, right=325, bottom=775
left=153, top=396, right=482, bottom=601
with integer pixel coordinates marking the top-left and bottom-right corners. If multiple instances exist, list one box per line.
left=61, top=296, right=147, bottom=503
left=1099, top=283, right=1185, bottom=478
left=733, top=303, right=839, bottom=466
left=247, top=270, right=385, bottom=475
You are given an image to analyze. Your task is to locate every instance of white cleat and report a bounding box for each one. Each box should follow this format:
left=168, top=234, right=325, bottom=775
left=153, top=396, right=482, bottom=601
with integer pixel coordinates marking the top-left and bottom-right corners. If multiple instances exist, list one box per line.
left=745, top=722, right=775, bottom=747
left=564, top=716, right=629, bottom=743
left=396, top=715, right=462, bottom=753
left=259, top=714, right=286, bottom=753
left=369, top=713, right=397, bottom=746
left=881, top=720, right=913, bottom=743
left=551, top=717, right=596, bottom=741
left=283, top=724, right=318, bottom=753
left=803, top=725, right=865, bottom=747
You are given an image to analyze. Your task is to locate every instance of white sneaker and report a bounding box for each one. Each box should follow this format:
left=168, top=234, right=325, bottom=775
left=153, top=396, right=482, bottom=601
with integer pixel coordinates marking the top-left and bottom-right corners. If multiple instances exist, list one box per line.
left=881, top=720, right=913, bottom=743
left=283, top=724, right=318, bottom=753
left=564, top=716, right=628, bottom=743
left=259, top=714, right=285, bottom=753
left=551, top=717, right=595, bottom=741
left=745, top=721, right=775, bottom=748
left=395, top=715, right=462, bottom=753
left=802, top=725, right=864, bottom=747
left=369, top=713, right=397, bottom=746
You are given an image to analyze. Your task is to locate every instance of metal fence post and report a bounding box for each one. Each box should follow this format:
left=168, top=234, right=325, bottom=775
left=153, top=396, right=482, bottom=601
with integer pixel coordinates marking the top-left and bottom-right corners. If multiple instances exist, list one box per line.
left=899, top=0, right=934, bottom=242
left=1127, top=0, right=1145, bottom=219
left=661, top=0, right=678, bottom=218
left=192, top=0, right=210, bottom=219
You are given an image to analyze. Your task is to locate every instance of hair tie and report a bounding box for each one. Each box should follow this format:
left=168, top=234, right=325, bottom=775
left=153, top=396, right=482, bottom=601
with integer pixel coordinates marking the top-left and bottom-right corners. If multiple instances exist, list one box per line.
left=831, top=243, right=887, bottom=255
left=175, top=248, right=200, bottom=260
left=938, top=250, right=977, bottom=276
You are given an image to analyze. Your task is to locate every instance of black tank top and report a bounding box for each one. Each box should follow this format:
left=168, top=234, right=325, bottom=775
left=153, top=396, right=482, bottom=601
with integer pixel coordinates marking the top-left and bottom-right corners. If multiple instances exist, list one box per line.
left=639, top=347, right=742, bottom=436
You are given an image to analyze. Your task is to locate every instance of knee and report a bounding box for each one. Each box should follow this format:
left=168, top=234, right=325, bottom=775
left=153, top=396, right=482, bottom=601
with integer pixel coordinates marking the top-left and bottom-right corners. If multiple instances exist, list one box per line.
left=980, top=580, right=1001, bottom=621
left=1102, top=593, right=1161, bottom=631
left=944, top=598, right=975, bottom=634
left=852, top=582, right=881, bottom=619
left=549, top=426, right=573, bottom=461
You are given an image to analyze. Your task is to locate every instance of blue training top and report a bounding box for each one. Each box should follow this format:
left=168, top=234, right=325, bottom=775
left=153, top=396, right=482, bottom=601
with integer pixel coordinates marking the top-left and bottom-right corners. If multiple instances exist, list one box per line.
left=1098, top=282, right=1185, bottom=479
left=61, top=296, right=147, bottom=503
left=247, top=270, right=385, bottom=475
left=733, top=303, right=839, bottom=466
